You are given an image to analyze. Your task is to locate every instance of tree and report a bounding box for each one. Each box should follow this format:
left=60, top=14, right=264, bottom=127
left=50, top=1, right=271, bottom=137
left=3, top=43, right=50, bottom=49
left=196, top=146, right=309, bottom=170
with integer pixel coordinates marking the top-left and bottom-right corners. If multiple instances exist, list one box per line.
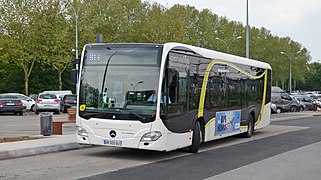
left=0, top=0, right=49, bottom=95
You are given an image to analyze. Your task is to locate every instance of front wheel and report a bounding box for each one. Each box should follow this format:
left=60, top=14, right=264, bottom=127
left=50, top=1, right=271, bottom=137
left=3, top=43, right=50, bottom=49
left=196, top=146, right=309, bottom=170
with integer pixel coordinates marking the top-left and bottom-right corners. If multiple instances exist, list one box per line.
left=188, top=121, right=201, bottom=153
left=242, top=115, right=254, bottom=138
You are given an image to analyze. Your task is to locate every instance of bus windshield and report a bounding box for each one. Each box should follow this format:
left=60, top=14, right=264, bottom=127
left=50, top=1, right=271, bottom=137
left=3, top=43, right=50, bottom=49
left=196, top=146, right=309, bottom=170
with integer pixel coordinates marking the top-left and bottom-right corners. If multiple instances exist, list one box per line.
left=79, top=45, right=162, bottom=122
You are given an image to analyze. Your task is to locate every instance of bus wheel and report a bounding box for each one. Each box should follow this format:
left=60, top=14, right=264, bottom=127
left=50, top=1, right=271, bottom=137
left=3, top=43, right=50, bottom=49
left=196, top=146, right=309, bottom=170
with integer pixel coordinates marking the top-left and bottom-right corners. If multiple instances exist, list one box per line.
left=188, top=121, right=201, bottom=153
left=242, top=115, right=254, bottom=138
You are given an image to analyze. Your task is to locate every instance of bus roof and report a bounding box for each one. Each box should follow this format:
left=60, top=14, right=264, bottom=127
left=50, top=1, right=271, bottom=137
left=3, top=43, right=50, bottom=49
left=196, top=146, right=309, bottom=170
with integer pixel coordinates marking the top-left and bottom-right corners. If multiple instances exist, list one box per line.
left=163, top=42, right=271, bottom=70
left=84, top=42, right=271, bottom=70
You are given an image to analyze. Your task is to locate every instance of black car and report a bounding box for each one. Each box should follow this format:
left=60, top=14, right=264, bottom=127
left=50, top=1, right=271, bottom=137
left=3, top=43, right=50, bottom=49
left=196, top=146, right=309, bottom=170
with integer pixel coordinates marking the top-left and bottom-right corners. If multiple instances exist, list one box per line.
left=0, top=94, right=24, bottom=115
left=60, top=94, right=77, bottom=113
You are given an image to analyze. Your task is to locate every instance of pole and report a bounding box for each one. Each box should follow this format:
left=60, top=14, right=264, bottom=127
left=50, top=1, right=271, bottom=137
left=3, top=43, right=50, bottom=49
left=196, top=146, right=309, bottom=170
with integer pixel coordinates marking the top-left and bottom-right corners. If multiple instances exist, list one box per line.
left=281, top=51, right=300, bottom=94
left=289, top=57, right=292, bottom=93
left=75, top=12, right=79, bottom=93
left=65, top=1, right=82, bottom=94
left=246, top=0, right=250, bottom=58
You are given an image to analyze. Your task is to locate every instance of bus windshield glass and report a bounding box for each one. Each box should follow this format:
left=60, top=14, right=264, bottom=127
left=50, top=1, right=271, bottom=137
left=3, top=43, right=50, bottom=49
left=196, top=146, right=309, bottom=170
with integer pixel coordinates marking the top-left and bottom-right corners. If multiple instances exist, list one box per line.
left=79, top=45, right=162, bottom=122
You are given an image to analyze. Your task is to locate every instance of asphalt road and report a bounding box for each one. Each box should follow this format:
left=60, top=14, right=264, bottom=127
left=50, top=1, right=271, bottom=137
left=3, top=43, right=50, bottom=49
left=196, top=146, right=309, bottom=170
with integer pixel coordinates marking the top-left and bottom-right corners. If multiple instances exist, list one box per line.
left=0, top=115, right=320, bottom=180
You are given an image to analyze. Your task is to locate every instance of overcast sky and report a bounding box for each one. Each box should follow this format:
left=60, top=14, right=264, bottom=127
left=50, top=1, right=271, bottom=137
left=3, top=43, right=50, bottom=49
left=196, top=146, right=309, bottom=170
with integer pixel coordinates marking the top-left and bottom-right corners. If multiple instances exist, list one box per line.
left=151, top=0, right=321, bottom=61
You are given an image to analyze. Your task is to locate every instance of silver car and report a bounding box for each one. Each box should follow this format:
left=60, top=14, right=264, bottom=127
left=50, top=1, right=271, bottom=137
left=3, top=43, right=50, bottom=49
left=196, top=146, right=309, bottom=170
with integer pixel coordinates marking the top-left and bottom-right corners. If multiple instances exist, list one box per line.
left=271, top=86, right=300, bottom=113
left=35, top=93, right=60, bottom=114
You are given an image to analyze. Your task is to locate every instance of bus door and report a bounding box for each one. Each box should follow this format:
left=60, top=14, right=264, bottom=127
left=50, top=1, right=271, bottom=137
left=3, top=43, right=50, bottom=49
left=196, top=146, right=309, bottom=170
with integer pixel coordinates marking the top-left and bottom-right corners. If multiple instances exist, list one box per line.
left=161, top=52, right=190, bottom=133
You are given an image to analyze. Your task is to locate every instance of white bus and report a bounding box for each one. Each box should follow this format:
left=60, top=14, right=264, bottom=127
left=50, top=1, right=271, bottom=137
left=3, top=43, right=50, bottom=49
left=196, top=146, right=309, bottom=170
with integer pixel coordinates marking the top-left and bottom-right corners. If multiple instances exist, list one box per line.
left=75, top=43, right=272, bottom=153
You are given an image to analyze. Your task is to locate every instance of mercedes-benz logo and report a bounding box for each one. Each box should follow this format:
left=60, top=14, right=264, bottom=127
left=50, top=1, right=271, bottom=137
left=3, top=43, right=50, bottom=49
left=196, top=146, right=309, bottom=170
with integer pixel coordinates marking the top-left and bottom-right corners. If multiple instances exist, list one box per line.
left=110, top=130, right=117, bottom=138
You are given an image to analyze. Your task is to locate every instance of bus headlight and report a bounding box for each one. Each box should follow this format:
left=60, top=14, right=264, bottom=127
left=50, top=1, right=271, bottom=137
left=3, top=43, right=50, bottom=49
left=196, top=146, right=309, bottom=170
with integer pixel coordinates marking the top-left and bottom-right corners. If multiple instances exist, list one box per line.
left=141, top=131, right=162, bottom=141
left=76, top=126, right=88, bottom=137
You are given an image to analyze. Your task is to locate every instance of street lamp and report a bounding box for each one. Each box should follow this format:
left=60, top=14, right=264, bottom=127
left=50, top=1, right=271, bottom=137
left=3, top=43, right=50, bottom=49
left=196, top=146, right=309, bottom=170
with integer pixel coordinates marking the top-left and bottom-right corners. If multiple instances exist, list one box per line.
left=131, top=81, right=143, bottom=91
left=280, top=51, right=301, bottom=93
left=246, top=0, right=250, bottom=58
left=215, top=36, right=242, bottom=53
left=65, top=1, right=83, bottom=93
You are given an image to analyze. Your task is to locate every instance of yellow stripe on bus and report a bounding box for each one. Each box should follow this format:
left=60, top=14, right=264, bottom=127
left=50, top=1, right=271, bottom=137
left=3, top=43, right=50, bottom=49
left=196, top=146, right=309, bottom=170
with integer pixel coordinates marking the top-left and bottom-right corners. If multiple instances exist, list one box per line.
left=197, top=59, right=268, bottom=128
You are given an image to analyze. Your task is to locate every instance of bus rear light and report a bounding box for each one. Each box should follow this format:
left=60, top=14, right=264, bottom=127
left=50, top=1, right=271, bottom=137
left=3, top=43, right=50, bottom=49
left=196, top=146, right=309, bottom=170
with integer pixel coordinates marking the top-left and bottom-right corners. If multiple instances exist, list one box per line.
left=141, top=131, right=162, bottom=142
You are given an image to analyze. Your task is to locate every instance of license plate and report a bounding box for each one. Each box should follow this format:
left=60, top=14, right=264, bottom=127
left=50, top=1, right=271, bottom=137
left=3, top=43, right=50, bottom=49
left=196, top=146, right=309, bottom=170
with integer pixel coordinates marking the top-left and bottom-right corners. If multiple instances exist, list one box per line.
left=103, top=139, right=122, bottom=146
left=44, top=105, right=52, bottom=107
left=6, top=103, right=15, bottom=106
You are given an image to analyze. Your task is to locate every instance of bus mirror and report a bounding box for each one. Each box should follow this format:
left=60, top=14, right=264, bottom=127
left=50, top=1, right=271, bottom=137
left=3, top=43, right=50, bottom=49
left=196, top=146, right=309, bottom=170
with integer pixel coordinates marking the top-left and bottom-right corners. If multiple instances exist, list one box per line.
left=70, top=69, right=78, bottom=84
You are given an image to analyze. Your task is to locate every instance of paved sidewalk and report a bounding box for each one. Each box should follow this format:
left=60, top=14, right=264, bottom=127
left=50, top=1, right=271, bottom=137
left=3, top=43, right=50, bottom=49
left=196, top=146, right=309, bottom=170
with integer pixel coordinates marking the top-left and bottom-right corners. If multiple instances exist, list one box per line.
left=0, top=134, right=90, bottom=160
left=0, top=111, right=320, bottom=160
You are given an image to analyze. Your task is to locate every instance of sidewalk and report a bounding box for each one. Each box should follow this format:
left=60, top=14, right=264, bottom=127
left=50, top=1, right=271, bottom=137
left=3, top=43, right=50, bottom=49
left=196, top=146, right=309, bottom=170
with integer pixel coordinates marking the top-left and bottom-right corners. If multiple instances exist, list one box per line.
left=0, top=111, right=320, bottom=161
left=0, top=134, right=90, bottom=160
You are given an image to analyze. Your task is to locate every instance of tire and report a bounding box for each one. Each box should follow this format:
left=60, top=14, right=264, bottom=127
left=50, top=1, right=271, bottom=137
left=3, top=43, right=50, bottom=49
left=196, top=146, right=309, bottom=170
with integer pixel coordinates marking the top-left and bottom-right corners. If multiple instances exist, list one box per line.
left=18, top=111, right=23, bottom=116
left=56, top=110, right=60, bottom=115
left=300, top=106, right=304, bottom=112
left=35, top=110, right=39, bottom=115
left=242, top=115, right=254, bottom=138
left=289, top=105, right=298, bottom=112
left=276, top=108, right=282, bottom=114
left=188, top=121, right=201, bottom=153
left=31, top=105, right=36, bottom=112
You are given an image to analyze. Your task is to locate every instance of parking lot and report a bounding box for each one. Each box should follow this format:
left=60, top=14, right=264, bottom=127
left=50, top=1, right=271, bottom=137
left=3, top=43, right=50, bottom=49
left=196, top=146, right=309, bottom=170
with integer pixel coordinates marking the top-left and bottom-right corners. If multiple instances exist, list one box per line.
left=0, top=111, right=75, bottom=138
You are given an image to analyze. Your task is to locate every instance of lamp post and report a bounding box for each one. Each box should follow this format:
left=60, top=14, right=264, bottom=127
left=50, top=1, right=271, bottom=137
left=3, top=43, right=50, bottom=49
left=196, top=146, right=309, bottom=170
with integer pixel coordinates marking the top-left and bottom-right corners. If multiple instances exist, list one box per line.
left=246, top=0, right=250, bottom=58
left=215, top=36, right=242, bottom=53
left=280, top=51, right=301, bottom=93
left=65, top=1, right=82, bottom=93
left=131, top=81, right=143, bottom=91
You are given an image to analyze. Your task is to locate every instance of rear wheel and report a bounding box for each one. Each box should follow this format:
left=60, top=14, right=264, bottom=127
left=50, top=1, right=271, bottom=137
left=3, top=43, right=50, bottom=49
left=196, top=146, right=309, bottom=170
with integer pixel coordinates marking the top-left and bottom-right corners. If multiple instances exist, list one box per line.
left=290, top=105, right=298, bottom=112
left=242, top=115, right=254, bottom=138
left=188, top=121, right=201, bottom=153
left=18, top=111, right=23, bottom=116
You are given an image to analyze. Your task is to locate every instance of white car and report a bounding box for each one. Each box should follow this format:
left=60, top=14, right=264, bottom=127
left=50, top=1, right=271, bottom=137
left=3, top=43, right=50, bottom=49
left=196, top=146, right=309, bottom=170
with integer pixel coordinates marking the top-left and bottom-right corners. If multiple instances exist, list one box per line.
left=35, top=93, right=60, bottom=114
left=0, top=93, right=36, bottom=111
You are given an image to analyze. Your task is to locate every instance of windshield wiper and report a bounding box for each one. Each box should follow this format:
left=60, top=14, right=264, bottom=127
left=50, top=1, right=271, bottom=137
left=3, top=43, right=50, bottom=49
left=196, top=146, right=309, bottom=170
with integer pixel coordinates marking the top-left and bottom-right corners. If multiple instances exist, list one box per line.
left=80, top=108, right=146, bottom=121
left=113, top=108, right=146, bottom=121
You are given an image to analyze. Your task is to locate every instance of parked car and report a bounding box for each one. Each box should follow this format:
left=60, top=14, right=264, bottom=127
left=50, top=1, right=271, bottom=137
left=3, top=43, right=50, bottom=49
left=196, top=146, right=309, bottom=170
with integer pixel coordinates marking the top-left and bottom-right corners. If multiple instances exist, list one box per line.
left=271, top=86, right=300, bottom=113
left=42, top=90, right=72, bottom=99
left=1, top=93, right=36, bottom=111
left=35, top=93, right=60, bottom=114
left=293, top=95, right=316, bottom=111
left=60, top=94, right=77, bottom=113
left=308, top=94, right=321, bottom=108
left=0, top=94, right=24, bottom=115
left=29, top=94, right=39, bottom=101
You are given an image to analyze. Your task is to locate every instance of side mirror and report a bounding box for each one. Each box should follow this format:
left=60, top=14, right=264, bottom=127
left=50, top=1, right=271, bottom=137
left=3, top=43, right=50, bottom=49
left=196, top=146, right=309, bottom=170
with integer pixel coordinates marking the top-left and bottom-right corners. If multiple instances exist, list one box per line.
left=70, top=69, right=78, bottom=84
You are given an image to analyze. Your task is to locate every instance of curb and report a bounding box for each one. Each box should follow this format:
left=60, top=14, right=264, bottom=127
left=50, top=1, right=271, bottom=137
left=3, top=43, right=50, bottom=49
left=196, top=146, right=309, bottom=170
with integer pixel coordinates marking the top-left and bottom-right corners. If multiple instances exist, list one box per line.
left=271, top=115, right=314, bottom=122
left=0, top=142, right=91, bottom=161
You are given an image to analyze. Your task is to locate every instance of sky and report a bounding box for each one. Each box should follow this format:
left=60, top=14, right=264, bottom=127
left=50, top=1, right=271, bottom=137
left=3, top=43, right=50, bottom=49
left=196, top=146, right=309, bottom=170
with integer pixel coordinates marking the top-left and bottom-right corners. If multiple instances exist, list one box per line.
left=151, top=0, right=321, bottom=61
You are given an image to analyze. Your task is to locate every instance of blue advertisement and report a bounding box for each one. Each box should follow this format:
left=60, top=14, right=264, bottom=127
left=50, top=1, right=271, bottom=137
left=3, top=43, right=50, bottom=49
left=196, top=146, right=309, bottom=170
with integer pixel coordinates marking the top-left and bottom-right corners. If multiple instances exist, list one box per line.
left=215, top=110, right=241, bottom=135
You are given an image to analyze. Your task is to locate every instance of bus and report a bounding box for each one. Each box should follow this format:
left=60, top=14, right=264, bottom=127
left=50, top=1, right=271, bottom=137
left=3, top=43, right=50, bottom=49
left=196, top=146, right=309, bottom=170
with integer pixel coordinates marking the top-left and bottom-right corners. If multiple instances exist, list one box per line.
left=75, top=42, right=272, bottom=153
